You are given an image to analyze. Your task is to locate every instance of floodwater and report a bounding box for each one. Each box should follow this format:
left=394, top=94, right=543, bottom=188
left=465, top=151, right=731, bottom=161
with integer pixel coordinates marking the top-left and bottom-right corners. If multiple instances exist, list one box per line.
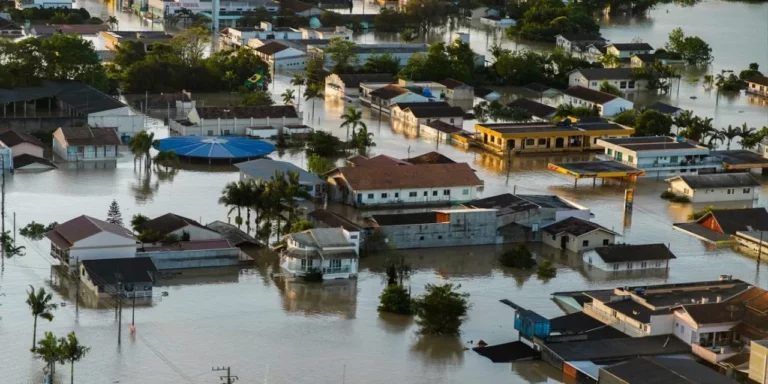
left=3, top=1, right=768, bottom=383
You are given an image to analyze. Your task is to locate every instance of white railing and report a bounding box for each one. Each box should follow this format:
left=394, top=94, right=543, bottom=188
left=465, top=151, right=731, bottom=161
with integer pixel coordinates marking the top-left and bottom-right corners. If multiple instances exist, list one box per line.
left=584, top=303, right=648, bottom=337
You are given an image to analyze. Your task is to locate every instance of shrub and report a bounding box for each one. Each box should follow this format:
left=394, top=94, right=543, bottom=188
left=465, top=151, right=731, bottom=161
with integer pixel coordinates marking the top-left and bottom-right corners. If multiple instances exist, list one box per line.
left=411, top=283, right=470, bottom=336
left=660, top=190, right=676, bottom=200
left=499, top=243, right=536, bottom=269
left=671, top=196, right=691, bottom=203
left=537, top=260, right=556, bottom=279
left=304, top=267, right=323, bottom=282
left=378, top=285, right=412, bottom=315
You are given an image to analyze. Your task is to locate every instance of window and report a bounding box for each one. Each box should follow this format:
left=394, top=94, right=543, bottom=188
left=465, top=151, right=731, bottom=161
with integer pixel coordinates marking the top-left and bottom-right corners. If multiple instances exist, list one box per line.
left=607, top=148, right=613, bottom=155
left=462, top=189, right=469, bottom=195
left=727, top=188, right=735, bottom=195
left=381, top=193, right=388, bottom=198
left=628, top=81, right=635, bottom=89
left=443, top=189, right=450, bottom=195
left=449, top=118, right=454, bottom=124
left=613, top=263, right=619, bottom=271
left=588, top=257, right=592, bottom=264
left=538, top=138, right=546, bottom=145
left=627, top=262, right=633, bottom=270
left=409, top=191, right=417, bottom=197
left=525, top=138, right=535, bottom=146
left=350, top=234, right=358, bottom=239
left=423, top=191, right=428, bottom=196
left=438, top=235, right=443, bottom=239
left=670, top=156, right=678, bottom=163
left=582, top=240, right=589, bottom=246
left=628, top=155, right=634, bottom=163
left=591, top=81, right=597, bottom=87
left=744, top=188, right=751, bottom=194
left=367, top=193, right=374, bottom=199
left=394, top=192, right=399, bottom=198
left=432, top=191, right=438, bottom=196
left=680, top=169, right=687, bottom=173
left=619, top=81, right=627, bottom=89
left=419, top=236, right=424, bottom=240
left=641, top=261, right=648, bottom=268
left=603, top=239, right=610, bottom=245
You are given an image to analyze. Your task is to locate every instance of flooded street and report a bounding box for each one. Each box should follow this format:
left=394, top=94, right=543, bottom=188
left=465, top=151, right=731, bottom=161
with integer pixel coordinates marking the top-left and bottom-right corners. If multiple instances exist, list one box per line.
left=3, top=1, right=768, bottom=383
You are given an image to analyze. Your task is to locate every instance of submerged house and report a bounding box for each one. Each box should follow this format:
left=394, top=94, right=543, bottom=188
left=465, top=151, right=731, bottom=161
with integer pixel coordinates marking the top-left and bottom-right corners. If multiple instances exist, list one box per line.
left=281, top=228, right=360, bottom=280
left=140, top=213, right=223, bottom=241
left=673, top=208, right=768, bottom=245
left=79, top=257, right=157, bottom=298
left=666, top=173, right=760, bottom=203
left=47, top=215, right=137, bottom=267
left=541, top=216, right=619, bottom=252
left=583, top=243, right=676, bottom=272
left=52, top=126, right=121, bottom=162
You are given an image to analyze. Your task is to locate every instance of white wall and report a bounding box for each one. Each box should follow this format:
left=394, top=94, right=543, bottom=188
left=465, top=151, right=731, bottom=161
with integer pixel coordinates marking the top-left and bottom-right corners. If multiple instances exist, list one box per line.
left=602, top=98, right=634, bottom=117
left=543, top=230, right=615, bottom=253
left=568, top=73, right=648, bottom=93
left=89, top=107, right=144, bottom=137
left=354, top=186, right=480, bottom=206
left=583, top=251, right=670, bottom=272
left=69, top=232, right=136, bottom=263
left=670, top=181, right=759, bottom=203
left=170, top=225, right=223, bottom=241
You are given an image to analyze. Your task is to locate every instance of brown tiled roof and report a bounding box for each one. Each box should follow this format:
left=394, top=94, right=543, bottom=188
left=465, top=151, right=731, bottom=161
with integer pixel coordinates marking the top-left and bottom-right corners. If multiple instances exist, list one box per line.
left=47, top=215, right=135, bottom=250
left=564, top=86, right=618, bottom=105
left=347, top=154, right=410, bottom=167
left=335, top=163, right=482, bottom=190
left=0, top=129, right=45, bottom=148
left=747, top=75, right=768, bottom=87
left=196, top=105, right=298, bottom=119
left=369, top=84, right=409, bottom=100
left=405, top=151, right=456, bottom=165
left=438, top=78, right=468, bottom=90
left=254, top=41, right=289, bottom=55
left=59, top=127, right=121, bottom=146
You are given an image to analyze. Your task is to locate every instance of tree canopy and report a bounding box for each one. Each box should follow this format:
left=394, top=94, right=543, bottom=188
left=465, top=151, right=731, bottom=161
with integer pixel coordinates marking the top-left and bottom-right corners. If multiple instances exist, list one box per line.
left=664, top=28, right=713, bottom=65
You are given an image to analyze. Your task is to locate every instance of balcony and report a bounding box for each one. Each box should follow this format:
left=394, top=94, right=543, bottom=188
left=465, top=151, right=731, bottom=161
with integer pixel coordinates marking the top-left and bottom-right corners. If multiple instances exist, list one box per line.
left=692, top=343, right=738, bottom=364
left=596, top=154, right=720, bottom=170
left=583, top=303, right=648, bottom=338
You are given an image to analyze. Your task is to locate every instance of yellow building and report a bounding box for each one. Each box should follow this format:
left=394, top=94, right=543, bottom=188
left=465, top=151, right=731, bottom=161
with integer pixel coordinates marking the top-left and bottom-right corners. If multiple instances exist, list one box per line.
left=474, top=120, right=634, bottom=155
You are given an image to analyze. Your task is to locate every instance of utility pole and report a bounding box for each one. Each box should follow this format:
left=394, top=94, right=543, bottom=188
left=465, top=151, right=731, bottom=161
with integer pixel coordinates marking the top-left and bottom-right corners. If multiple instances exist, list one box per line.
left=1, top=155, right=5, bottom=267
left=116, top=273, right=123, bottom=346
left=213, top=366, right=238, bottom=384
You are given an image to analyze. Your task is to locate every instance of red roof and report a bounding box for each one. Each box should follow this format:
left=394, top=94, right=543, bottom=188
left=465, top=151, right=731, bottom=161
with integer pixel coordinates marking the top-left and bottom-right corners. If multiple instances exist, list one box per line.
left=47, top=215, right=135, bottom=250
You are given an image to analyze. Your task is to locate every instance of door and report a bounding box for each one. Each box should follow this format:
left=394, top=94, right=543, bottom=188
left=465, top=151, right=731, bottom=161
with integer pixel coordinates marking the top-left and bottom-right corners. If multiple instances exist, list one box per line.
left=546, top=138, right=551, bottom=148
left=507, top=139, right=515, bottom=150
left=560, top=235, right=568, bottom=249
left=555, top=138, right=564, bottom=148
left=356, top=193, right=362, bottom=204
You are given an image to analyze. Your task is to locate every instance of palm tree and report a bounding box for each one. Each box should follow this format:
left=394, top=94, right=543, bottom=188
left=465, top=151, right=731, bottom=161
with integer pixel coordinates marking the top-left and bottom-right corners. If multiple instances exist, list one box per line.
left=340, top=107, right=365, bottom=148
left=129, top=131, right=159, bottom=170
left=153, top=150, right=179, bottom=171
left=60, top=332, right=90, bottom=384
left=33, top=332, right=62, bottom=380
left=281, top=89, right=295, bottom=105
left=304, top=83, right=323, bottom=122
left=738, top=123, right=757, bottom=149
left=705, top=130, right=725, bottom=149
left=27, top=285, right=57, bottom=350
left=400, top=28, right=417, bottom=43
left=2, top=230, right=25, bottom=257
left=280, top=171, right=312, bottom=229
left=248, top=181, right=266, bottom=235
left=291, top=73, right=305, bottom=110
left=673, top=110, right=694, bottom=135
left=721, top=125, right=740, bottom=150
left=107, top=16, right=118, bottom=31
left=219, top=181, right=244, bottom=228
left=353, top=126, right=375, bottom=155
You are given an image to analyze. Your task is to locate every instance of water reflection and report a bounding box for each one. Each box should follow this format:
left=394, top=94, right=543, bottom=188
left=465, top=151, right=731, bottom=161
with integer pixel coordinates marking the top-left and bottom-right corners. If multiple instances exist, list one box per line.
left=275, top=278, right=358, bottom=319
left=377, top=312, right=414, bottom=334
left=155, top=266, right=242, bottom=287
left=511, top=360, right=565, bottom=384
left=410, top=335, right=465, bottom=366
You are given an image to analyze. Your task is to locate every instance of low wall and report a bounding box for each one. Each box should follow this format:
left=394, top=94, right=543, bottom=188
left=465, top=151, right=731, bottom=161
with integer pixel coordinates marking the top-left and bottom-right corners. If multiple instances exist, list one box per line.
left=0, top=117, right=86, bottom=132
left=138, top=248, right=241, bottom=270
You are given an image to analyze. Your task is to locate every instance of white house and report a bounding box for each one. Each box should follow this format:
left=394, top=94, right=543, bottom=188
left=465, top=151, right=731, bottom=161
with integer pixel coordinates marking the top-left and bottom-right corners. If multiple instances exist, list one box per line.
left=0, top=18, right=23, bottom=37
left=79, top=258, right=157, bottom=298
left=251, top=41, right=308, bottom=70
left=542, top=216, right=618, bottom=253
left=438, top=78, right=474, bottom=101
left=327, top=163, right=483, bottom=207
left=605, top=43, right=654, bottom=59
left=220, top=23, right=302, bottom=47
left=360, top=84, right=431, bottom=113
left=52, top=126, right=121, bottom=162
left=324, top=73, right=394, bottom=101
left=555, top=33, right=607, bottom=55
left=597, top=136, right=717, bottom=178
left=299, top=26, right=352, bottom=40
left=0, top=129, right=53, bottom=170
left=480, top=16, right=516, bottom=27
left=185, top=105, right=300, bottom=136
left=666, top=173, right=760, bottom=203
left=391, top=102, right=464, bottom=127
left=140, top=213, right=223, bottom=241
left=47, top=215, right=137, bottom=268
left=15, top=0, right=70, bottom=9
left=746, top=75, right=768, bottom=97
left=562, top=86, right=633, bottom=117
left=568, top=68, right=648, bottom=93
left=281, top=227, right=360, bottom=280
left=235, top=158, right=325, bottom=198
left=583, top=243, right=675, bottom=272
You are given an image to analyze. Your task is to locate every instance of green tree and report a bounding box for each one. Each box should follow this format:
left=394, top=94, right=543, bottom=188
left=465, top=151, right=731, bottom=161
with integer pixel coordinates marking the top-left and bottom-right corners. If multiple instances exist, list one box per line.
left=411, top=283, right=470, bottom=336
left=153, top=150, right=179, bottom=171
left=20, top=222, right=47, bottom=240
left=239, top=90, right=274, bottom=106
left=304, top=83, right=324, bottom=121
left=60, top=331, right=89, bottom=384
left=599, top=80, right=623, bottom=97
left=737, top=123, right=757, bottom=149
left=400, top=28, right=417, bottom=42
left=289, top=220, right=313, bottom=233
left=307, top=153, right=331, bottom=175
left=721, top=125, right=740, bottom=150
left=113, top=40, right=147, bottom=69
left=325, top=37, right=359, bottom=74
left=33, top=332, right=62, bottom=379
left=598, top=53, right=621, bottom=68
left=291, top=73, right=306, bottom=110
left=634, top=109, right=673, bottom=136
left=378, top=285, right=412, bottom=315
left=363, top=53, right=399, bottom=74
left=340, top=107, right=365, bottom=148
left=613, top=109, right=638, bottom=127
left=107, top=15, right=118, bottom=30
left=281, top=89, right=295, bottom=105
left=306, top=131, right=344, bottom=157
left=664, top=28, right=712, bottom=65
left=170, top=26, right=211, bottom=66
left=26, top=285, right=57, bottom=350
left=499, top=243, right=536, bottom=269
left=537, top=260, right=556, bottom=278
left=739, top=63, right=762, bottom=80
left=130, top=214, right=149, bottom=233
left=352, top=126, right=376, bottom=155
left=405, top=0, right=448, bottom=34
left=2, top=230, right=26, bottom=257
left=219, top=181, right=246, bottom=228
left=106, top=199, right=123, bottom=226
left=128, top=131, right=158, bottom=170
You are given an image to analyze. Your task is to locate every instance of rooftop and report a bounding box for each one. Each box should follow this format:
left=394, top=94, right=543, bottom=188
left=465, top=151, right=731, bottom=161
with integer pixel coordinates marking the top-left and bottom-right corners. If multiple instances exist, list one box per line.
left=235, top=159, right=323, bottom=184
left=465, top=193, right=577, bottom=213
left=333, top=73, right=394, bottom=88
left=334, top=163, right=482, bottom=191
left=47, top=215, right=135, bottom=250
left=405, top=151, right=456, bottom=165
left=592, top=243, right=676, bottom=263
left=438, top=78, right=470, bottom=90
left=712, top=150, right=768, bottom=169
left=347, top=154, right=411, bottom=167
left=746, top=75, right=768, bottom=87
left=543, top=335, right=690, bottom=362
left=608, top=42, right=654, bottom=51
left=543, top=217, right=617, bottom=237
left=288, top=228, right=355, bottom=249
left=549, top=160, right=643, bottom=176
left=12, top=154, right=56, bottom=170
left=369, top=84, right=410, bottom=100
left=0, top=129, right=45, bottom=148
left=0, top=81, right=125, bottom=114
left=371, top=212, right=437, bottom=226
left=601, top=357, right=737, bottom=384
left=646, top=101, right=682, bottom=115
left=666, top=173, right=760, bottom=189
left=393, top=101, right=450, bottom=110
left=604, top=299, right=660, bottom=323
left=681, top=301, right=746, bottom=325
left=306, top=209, right=364, bottom=232
left=563, top=86, right=619, bottom=105
left=524, top=82, right=558, bottom=93
left=698, top=208, right=768, bottom=234
left=623, top=279, right=751, bottom=308
left=599, top=136, right=704, bottom=151
left=195, top=105, right=298, bottom=119
left=571, top=67, right=635, bottom=80
left=424, top=120, right=463, bottom=134
left=632, top=53, right=659, bottom=63
left=141, top=239, right=235, bottom=252
left=557, top=33, right=606, bottom=42
left=141, top=213, right=208, bottom=236
left=405, top=105, right=465, bottom=118
left=506, top=98, right=557, bottom=118
left=205, top=221, right=260, bottom=247
left=254, top=41, right=290, bottom=55
left=81, top=258, right=157, bottom=286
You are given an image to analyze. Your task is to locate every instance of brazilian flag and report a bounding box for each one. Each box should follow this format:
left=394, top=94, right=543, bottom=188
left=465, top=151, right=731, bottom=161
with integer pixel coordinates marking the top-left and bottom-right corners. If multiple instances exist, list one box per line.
left=244, top=71, right=265, bottom=87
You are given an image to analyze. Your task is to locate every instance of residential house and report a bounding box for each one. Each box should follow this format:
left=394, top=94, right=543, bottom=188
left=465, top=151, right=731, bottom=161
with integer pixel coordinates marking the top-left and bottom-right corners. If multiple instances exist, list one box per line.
left=220, top=23, right=302, bottom=47
left=480, top=15, right=516, bottom=27
left=599, top=357, right=737, bottom=384
left=568, top=68, right=648, bottom=93
left=327, top=163, right=483, bottom=207
left=79, top=257, right=157, bottom=298
left=391, top=103, right=464, bottom=128
left=324, top=73, right=394, bottom=101
left=542, top=216, right=618, bottom=252
left=746, top=75, right=768, bottom=97
left=307, top=209, right=366, bottom=232
left=474, top=87, right=502, bottom=102
left=0, top=18, right=22, bottom=37
left=597, top=136, right=716, bottom=178
left=360, top=84, right=433, bottom=113
left=475, top=119, right=634, bottom=155
left=277, top=0, right=323, bottom=16
left=524, top=82, right=561, bottom=98
left=346, top=154, right=410, bottom=167
left=299, top=26, right=353, bottom=40
left=47, top=215, right=137, bottom=266
left=666, top=173, right=760, bottom=203
left=205, top=221, right=261, bottom=247
left=506, top=98, right=557, bottom=121
left=419, top=120, right=473, bottom=146
left=252, top=41, right=308, bottom=70
left=467, top=7, right=499, bottom=19
left=14, top=0, right=71, bottom=9
left=404, top=151, right=456, bottom=165
left=583, top=243, right=676, bottom=272
left=369, top=208, right=499, bottom=249
left=555, top=33, right=608, bottom=55
left=645, top=101, right=683, bottom=117
left=309, top=43, right=428, bottom=69
left=463, top=193, right=591, bottom=230
left=0, top=129, right=55, bottom=170
left=438, top=78, right=474, bottom=101
left=137, top=239, right=242, bottom=269
left=235, top=158, right=325, bottom=198
left=52, top=126, right=121, bottom=162
left=184, top=105, right=300, bottom=136
left=605, top=43, right=654, bottom=59
left=140, top=213, right=223, bottom=241
left=674, top=208, right=768, bottom=245
left=562, top=86, right=633, bottom=117
left=281, top=227, right=360, bottom=279
left=101, top=31, right=174, bottom=52
left=630, top=53, right=658, bottom=67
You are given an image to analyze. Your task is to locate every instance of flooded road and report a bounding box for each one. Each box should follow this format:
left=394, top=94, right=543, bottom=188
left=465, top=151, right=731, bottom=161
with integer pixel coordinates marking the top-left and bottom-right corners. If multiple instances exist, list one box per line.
left=3, top=1, right=768, bottom=383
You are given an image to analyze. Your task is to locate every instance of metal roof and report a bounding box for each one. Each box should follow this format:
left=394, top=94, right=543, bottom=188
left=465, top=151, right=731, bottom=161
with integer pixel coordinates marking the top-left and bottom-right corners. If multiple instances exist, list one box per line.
left=234, top=158, right=323, bottom=184
left=156, top=136, right=275, bottom=159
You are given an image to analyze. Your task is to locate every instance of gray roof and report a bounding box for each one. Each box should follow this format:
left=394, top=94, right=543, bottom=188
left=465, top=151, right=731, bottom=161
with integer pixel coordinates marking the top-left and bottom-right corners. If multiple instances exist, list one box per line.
left=646, top=101, right=682, bottom=115
left=0, top=81, right=125, bottom=114
left=570, top=68, right=635, bottom=80
left=234, top=159, right=324, bottom=184
left=601, top=357, right=737, bottom=384
left=668, top=173, right=760, bottom=189
left=206, top=221, right=260, bottom=246
left=289, top=228, right=354, bottom=248
left=544, top=335, right=691, bottom=361
left=592, top=243, right=676, bottom=263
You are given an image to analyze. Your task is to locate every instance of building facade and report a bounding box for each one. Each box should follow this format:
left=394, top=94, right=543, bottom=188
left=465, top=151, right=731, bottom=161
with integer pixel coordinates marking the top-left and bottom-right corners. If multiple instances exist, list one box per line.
left=597, top=136, right=717, bottom=178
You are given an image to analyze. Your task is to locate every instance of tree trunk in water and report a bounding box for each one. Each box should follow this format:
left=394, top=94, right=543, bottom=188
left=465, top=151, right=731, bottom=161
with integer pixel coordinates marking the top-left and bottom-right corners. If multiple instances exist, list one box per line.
left=246, top=208, right=251, bottom=234
left=32, top=315, right=37, bottom=350
left=236, top=207, right=242, bottom=229
left=71, top=362, right=74, bottom=384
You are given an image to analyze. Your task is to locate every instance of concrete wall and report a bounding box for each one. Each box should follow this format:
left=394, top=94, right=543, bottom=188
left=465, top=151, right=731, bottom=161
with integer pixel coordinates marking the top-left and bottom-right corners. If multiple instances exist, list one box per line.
left=376, top=210, right=498, bottom=249
left=69, top=232, right=137, bottom=262
left=670, top=180, right=759, bottom=203
left=542, top=230, right=615, bottom=253
left=138, top=248, right=240, bottom=270
left=749, top=341, right=768, bottom=383
left=583, top=251, right=669, bottom=272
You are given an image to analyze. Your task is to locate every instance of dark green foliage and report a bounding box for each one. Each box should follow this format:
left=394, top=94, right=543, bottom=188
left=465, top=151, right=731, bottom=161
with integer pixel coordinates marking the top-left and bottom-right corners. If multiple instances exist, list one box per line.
left=739, top=63, right=762, bottom=80
left=304, top=267, right=324, bottom=282
left=378, top=285, right=412, bottom=315
left=236, top=7, right=272, bottom=27
left=7, top=7, right=90, bottom=23
left=506, top=0, right=599, bottom=42
left=499, top=244, right=536, bottom=269
left=634, top=109, right=673, bottom=136
left=613, top=109, right=637, bottom=127
left=19, top=222, right=57, bottom=240
left=555, top=104, right=599, bottom=119
left=660, top=190, right=675, bottom=200
left=670, top=196, right=691, bottom=203
left=305, top=131, right=345, bottom=157
left=398, top=40, right=476, bottom=83
left=363, top=53, right=399, bottom=74
left=181, top=230, right=191, bottom=241
left=411, top=283, right=470, bottom=336
left=664, top=28, right=713, bottom=65
left=537, top=260, right=557, bottom=279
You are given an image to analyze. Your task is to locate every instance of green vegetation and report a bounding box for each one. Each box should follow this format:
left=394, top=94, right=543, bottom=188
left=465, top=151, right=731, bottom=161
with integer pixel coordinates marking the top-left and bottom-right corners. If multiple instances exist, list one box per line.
left=26, top=285, right=57, bottom=350
left=660, top=190, right=676, bottom=199
left=714, top=70, right=742, bottom=92
left=664, top=28, right=713, bottom=65
left=128, top=131, right=158, bottom=170
left=634, top=109, right=674, bottom=136
left=306, top=131, right=346, bottom=157
left=537, top=260, right=557, bottom=279
left=289, top=220, right=313, bottom=233
left=19, top=222, right=58, bottom=240
left=555, top=104, right=600, bottom=119
left=599, top=81, right=623, bottom=97
left=506, top=0, right=599, bottom=42
left=688, top=205, right=715, bottom=221
left=473, top=101, right=532, bottom=123
left=411, top=283, right=470, bottom=336
left=488, top=47, right=595, bottom=89
left=378, top=285, right=413, bottom=315
left=374, top=0, right=450, bottom=33
left=739, top=63, right=763, bottom=80
left=307, top=153, right=332, bottom=175
left=2, top=230, right=25, bottom=257
left=324, top=37, right=360, bottom=74
left=6, top=7, right=93, bottom=23
left=631, top=62, right=679, bottom=92
left=106, top=200, right=123, bottom=227
left=671, top=196, right=691, bottom=203
left=399, top=39, right=477, bottom=84
left=499, top=244, right=536, bottom=269
left=32, top=330, right=90, bottom=382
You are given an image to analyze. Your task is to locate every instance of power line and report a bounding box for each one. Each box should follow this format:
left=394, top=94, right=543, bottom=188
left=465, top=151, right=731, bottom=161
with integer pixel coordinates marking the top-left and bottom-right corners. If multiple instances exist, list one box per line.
left=212, top=366, right=238, bottom=384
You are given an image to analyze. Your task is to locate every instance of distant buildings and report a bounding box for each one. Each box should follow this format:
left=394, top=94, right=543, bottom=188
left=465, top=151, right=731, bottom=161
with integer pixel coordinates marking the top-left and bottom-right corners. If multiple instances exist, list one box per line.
left=309, top=43, right=429, bottom=69
left=235, top=159, right=325, bottom=198
left=252, top=41, right=307, bottom=70
left=464, top=193, right=590, bottom=230
left=568, top=68, right=648, bottom=93
left=360, top=82, right=446, bottom=113
left=666, top=173, right=760, bottom=203
left=390, top=103, right=464, bottom=129
left=745, top=75, right=768, bottom=97
left=101, top=30, right=173, bottom=52
left=182, top=105, right=300, bottom=136
left=562, top=86, right=633, bottom=117
left=220, top=23, right=302, bottom=47
left=15, top=0, right=71, bottom=9
left=324, top=73, right=394, bottom=101
left=281, top=227, right=360, bottom=279
left=140, top=213, right=223, bottom=241
left=52, top=126, right=121, bottom=162
left=554, top=33, right=608, bottom=55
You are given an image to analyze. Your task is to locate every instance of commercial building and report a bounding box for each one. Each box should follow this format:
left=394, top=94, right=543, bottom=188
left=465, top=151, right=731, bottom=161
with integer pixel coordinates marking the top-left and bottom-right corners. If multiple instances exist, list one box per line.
left=568, top=68, right=648, bottom=93
left=299, top=26, right=353, bottom=40
left=324, top=73, right=394, bottom=101
left=369, top=208, right=499, bottom=249
left=596, top=136, right=716, bottom=178
left=326, top=163, right=483, bottom=207
left=475, top=119, right=634, bottom=155
left=79, top=258, right=157, bottom=298
left=666, top=173, right=760, bottom=203
left=463, top=193, right=590, bottom=230
left=52, top=126, right=121, bottom=162
left=542, top=216, right=619, bottom=253
left=599, top=357, right=736, bottom=384
left=583, top=244, right=675, bottom=272
left=281, top=228, right=360, bottom=280
left=562, top=86, right=634, bottom=117
left=15, top=0, right=70, bottom=9
left=235, top=158, right=325, bottom=198
left=251, top=41, right=308, bottom=70
left=220, top=23, right=302, bottom=47
left=184, top=105, right=300, bottom=136
left=47, top=215, right=137, bottom=267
